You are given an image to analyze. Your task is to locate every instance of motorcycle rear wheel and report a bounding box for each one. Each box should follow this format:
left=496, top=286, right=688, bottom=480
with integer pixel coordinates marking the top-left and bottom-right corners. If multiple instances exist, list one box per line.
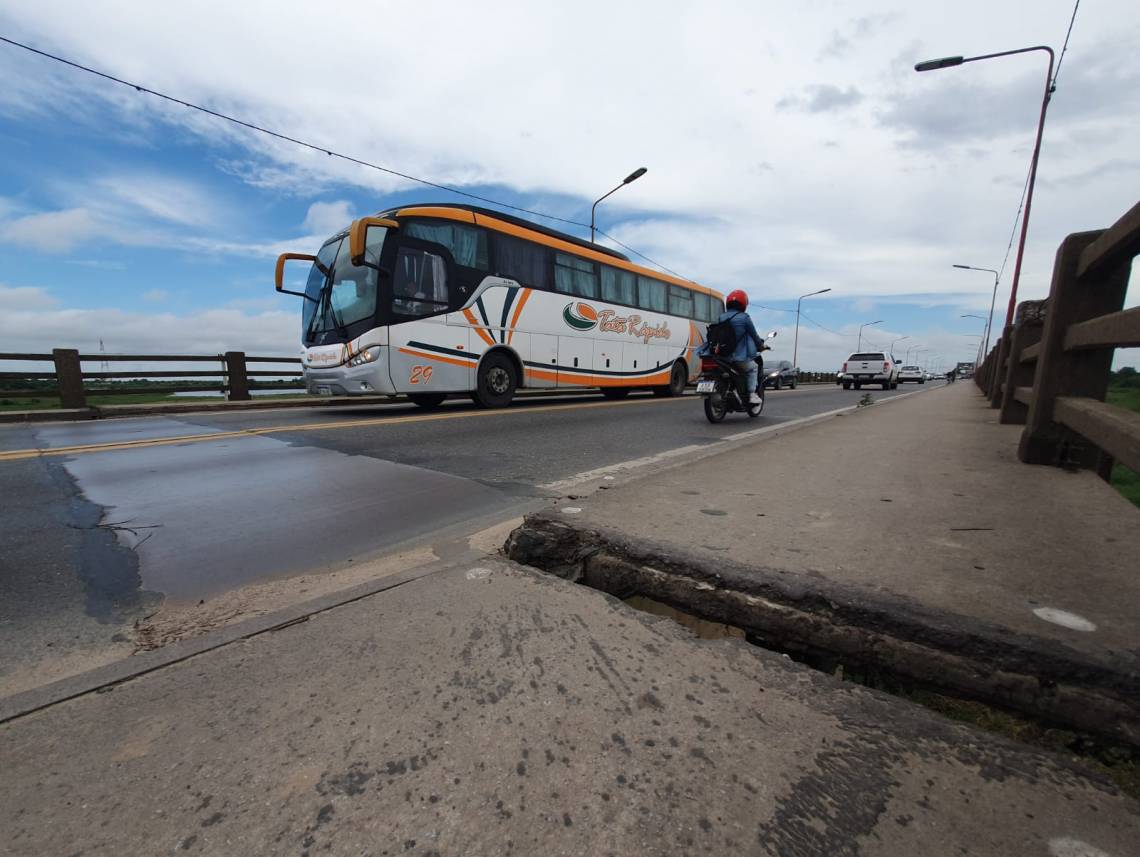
left=703, top=394, right=728, bottom=423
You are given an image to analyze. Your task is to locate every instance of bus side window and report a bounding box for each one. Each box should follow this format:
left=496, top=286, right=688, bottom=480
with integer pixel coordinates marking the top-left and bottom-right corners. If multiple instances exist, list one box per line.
left=554, top=253, right=599, bottom=299
left=668, top=284, right=694, bottom=318
left=405, top=220, right=489, bottom=270
left=601, top=266, right=636, bottom=307
left=637, top=277, right=667, bottom=313
left=392, top=247, right=449, bottom=318
left=491, top=233, right=549, bottom=289
left=693, top=292, right=711, bottom=322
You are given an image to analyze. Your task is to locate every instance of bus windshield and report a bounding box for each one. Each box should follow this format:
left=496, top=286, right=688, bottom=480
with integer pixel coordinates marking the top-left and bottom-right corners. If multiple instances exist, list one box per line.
left=303, top=229, right=388, bottom=345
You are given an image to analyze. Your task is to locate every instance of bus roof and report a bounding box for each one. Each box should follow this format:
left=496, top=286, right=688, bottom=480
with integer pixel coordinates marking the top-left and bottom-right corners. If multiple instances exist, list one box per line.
left=382, top=202, right=723, bottom=300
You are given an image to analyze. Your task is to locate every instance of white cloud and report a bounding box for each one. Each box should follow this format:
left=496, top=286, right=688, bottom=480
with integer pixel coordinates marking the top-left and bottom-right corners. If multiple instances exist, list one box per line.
left=0, top=284, right=59, bottom=310
left=0, top=0, right=1136, bottom=330
left=301, top=200, right=355, bottom=236
left=0, top=208, right=103, bottom=251
left=0, top=306, right=300, bottom=370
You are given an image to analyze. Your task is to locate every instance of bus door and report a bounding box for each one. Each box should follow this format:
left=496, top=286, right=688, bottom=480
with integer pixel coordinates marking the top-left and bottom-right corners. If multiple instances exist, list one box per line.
left=385, top=239, right=473, bottom=393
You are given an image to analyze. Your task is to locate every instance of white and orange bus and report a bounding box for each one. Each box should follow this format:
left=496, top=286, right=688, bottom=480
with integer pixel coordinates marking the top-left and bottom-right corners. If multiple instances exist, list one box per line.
left=275, top=203, right=724, bottom=408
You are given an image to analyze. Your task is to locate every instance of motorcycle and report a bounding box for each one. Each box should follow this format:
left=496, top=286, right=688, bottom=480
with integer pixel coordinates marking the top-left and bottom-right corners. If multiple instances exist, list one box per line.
left=697, top=330, right=777, bottom=423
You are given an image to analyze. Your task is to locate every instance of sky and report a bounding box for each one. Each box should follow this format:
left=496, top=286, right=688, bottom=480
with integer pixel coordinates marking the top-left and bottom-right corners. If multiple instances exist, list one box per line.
left=0, top=0, right=1137, bottom=374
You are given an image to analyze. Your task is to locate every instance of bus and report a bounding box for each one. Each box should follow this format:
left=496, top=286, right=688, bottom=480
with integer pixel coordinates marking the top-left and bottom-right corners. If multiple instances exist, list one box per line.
left=274, top=202, right=724, bottom=408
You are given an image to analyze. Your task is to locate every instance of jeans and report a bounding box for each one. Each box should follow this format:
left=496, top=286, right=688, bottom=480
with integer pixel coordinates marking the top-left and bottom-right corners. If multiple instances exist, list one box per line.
left=735, top=361, right=759, bottom=398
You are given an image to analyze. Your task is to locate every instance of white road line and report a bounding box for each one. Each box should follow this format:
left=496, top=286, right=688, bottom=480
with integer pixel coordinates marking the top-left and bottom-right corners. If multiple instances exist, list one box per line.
left=540, top=384, right=935, bottom=492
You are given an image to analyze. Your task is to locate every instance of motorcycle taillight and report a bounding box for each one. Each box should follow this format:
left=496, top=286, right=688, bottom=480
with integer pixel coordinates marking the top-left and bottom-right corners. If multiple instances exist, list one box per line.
left=701, top=357, right=718, bottom=372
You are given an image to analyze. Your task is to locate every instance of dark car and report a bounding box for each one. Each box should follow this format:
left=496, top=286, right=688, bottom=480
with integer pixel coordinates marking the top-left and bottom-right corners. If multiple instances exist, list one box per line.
left=763, top=360, right=797, bottom=390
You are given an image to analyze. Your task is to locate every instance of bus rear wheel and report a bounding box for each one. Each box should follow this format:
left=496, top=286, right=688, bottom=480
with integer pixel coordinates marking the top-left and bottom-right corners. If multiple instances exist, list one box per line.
left=601, top=388, right=631, bottom=400
left=472, top=352, right=517, bottom=408
left=653, top=361, right=687, bottom=397
left=409, top=393, right=446, bottom=409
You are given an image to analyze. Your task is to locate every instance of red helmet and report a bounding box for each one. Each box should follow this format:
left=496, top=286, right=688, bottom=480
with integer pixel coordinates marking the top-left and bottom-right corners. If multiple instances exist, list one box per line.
left=726, top=289, right=749, bottom=309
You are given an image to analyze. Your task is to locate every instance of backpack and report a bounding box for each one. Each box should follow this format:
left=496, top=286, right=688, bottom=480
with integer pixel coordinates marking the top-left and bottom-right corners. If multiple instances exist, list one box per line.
left=705, top=312, right=741, bottom=357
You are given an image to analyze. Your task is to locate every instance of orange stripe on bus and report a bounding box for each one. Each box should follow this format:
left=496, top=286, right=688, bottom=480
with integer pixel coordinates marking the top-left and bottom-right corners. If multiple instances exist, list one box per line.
left=394, top=206, right=723, bottom=301
left=462, top=309, right=497, bottom=347
left=523, top=366, right=672, bottom=387
left=397, top=347, right=476, bottom=369
left=507, top=288, right=533, bottom=345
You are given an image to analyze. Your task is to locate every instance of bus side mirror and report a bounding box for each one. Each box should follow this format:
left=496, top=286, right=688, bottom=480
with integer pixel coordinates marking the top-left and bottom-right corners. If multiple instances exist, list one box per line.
left=348, top=216, right=399, bottom=268
left=275, top=253, right=321, bottom=302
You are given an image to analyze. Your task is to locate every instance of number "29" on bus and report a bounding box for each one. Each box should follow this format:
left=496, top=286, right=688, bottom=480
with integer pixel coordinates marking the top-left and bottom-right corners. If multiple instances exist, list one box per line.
left=409, top=365, right=434, bottom=384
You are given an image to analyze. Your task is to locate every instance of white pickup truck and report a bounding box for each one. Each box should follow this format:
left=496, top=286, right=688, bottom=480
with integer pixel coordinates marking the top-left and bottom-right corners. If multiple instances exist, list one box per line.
left=841, top=352, right=898, bottom=390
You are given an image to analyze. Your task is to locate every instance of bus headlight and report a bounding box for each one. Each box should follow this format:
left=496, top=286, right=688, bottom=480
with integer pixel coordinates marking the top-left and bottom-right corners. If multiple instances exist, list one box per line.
left=347, top=346, right=381, bottom=368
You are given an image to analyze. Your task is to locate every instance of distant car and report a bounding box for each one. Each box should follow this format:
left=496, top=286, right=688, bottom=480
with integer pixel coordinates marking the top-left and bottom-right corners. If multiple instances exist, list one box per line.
left=841, top=352, right=898, bottom=390
left=763, top=360, right=797, bottom=390
left=898, top=365, right=925, bottom=384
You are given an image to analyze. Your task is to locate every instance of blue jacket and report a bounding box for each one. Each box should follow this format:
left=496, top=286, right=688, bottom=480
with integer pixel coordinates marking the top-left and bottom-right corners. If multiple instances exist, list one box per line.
left=717, top=309, right=762, bottom=362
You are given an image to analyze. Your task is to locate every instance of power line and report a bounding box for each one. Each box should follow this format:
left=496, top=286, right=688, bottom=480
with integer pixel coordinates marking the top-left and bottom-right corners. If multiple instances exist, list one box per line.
left=0, top=34, right=694, bottom=280
left=996, top=0, right=1080, bottom=283
left=798, top=310, right=846, bottom=336
left=1052, top=0, right=1080, bottom=88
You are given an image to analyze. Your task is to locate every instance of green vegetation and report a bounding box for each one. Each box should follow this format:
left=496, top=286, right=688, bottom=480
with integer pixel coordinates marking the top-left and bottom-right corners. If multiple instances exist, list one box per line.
left=0, top=380, right=310, bottom=412
left=1108, top=368, right=1139, bottom=508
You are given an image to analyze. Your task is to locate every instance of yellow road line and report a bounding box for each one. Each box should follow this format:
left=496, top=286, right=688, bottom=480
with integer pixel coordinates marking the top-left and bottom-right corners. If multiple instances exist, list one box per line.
left=0, top=394, right=691, bottom=462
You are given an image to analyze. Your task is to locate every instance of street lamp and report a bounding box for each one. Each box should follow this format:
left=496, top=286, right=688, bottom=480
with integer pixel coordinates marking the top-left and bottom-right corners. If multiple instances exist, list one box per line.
left=590, top=167, right=647, bottom=243
left=793, top=288, right=831, bottom=370
left=954, top=265, right=1000, bottom=359
left=918, top=46, right=1055, bottom=328
left=962, top=313, right=989, bottom=365
left=906, top=344, right=922, bottom=362
left=857, top=320, right=883, bottom=351
left=890, top=336, right=909, bottom=362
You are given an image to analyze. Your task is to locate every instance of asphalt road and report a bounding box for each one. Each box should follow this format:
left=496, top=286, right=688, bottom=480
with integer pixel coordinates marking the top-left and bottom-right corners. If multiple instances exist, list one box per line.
left=0, top=381, right=939, bottom=693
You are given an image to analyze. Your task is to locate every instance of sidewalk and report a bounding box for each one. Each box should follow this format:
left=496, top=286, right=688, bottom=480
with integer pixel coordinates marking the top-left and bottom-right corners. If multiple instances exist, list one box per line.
left=3, top=558, right=1136, bottom=855
left=508, top=384, right=1140, bottom=745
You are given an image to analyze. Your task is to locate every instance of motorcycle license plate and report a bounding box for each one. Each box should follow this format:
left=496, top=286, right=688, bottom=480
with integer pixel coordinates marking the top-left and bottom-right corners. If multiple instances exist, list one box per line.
left=696, top=380, right=717, bottom=394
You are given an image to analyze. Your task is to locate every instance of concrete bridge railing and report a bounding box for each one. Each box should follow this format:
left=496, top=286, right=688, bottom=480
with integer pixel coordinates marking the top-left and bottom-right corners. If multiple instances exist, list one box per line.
left=0, top=351, right=305, bottom=408
left=976, top=199, right=1140, bottom=478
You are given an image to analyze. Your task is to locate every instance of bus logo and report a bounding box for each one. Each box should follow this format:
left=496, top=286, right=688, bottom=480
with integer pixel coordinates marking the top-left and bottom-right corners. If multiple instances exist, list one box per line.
left=562, top=302, right=598, bottom=331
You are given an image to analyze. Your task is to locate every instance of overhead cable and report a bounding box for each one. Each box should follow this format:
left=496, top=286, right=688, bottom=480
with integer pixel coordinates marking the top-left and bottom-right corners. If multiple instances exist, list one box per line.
left=0, top=34, right=692, bottom=280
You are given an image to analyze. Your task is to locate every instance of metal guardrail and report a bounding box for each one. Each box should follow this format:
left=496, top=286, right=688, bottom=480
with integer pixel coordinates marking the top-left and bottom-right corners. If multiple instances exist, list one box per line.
left=0, top=350, right=304, bottom=408
left=975, top=199, right=1139, bottom=477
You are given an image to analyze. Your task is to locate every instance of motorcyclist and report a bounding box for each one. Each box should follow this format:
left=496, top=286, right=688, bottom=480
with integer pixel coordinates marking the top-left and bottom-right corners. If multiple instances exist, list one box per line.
left=714, top=289, right=764, bottom=406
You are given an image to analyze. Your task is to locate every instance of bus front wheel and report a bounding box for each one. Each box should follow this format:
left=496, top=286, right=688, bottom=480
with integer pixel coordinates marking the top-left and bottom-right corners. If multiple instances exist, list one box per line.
left=472, top=352, right=517, bottom=408
left=653, top=361, right=687, bottom=397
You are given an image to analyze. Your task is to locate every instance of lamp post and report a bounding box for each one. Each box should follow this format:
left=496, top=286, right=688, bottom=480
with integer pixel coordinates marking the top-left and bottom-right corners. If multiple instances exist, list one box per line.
left=590, top=167, right=647, bottom=243
left=906, top=344, right=921, bottom=362
left=793, top=288, right=831, bottom=370
left=890, top=336, right=909, bottom=363
left=917, top=47, right=1055, bottom=328
left=954, top=265, right=1000, bottom=358
left=961, top=313, right=988, bottom=366
left=857, top=320, right=883, bottom=351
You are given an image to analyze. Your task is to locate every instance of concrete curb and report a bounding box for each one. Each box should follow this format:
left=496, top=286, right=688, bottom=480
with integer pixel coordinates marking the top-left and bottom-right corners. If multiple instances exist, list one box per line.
left=505, top=511, right=1140, bottom=749
left=542, top=383, right=938, bottom=494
